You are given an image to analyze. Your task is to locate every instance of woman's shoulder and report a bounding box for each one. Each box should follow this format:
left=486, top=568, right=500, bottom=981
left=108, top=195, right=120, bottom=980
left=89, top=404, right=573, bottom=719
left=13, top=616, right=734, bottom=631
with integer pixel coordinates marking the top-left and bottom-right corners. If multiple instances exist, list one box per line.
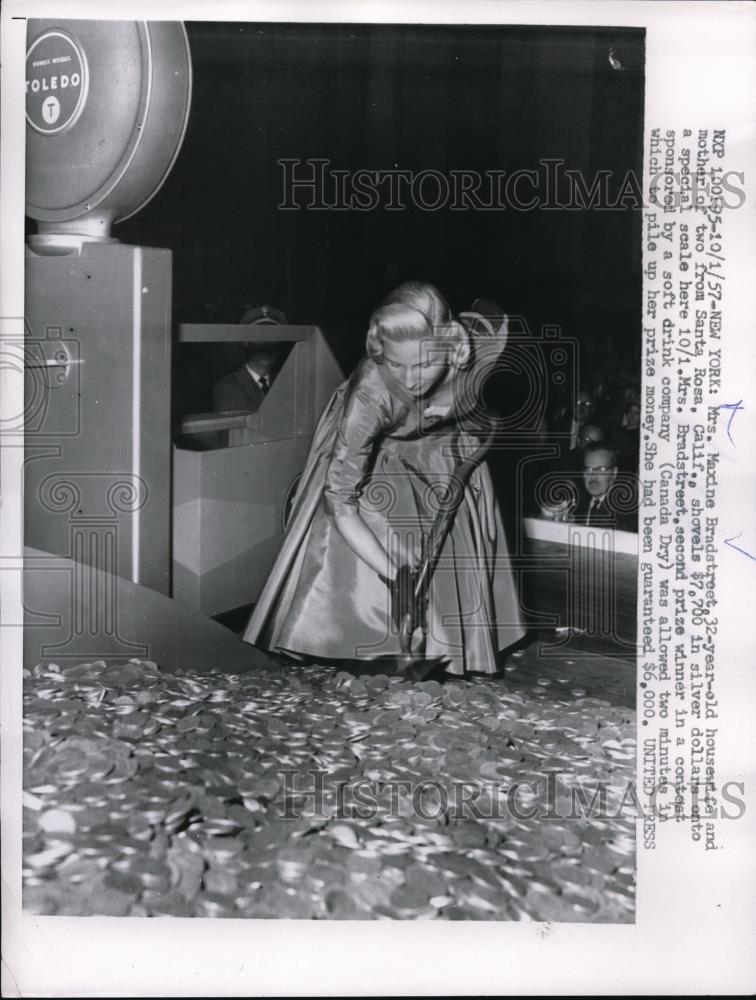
left=328, top=356, right=405, bottom=440
left=350, top=356, right=399, bottom=409
left=352, top=354, right=382, bottom=387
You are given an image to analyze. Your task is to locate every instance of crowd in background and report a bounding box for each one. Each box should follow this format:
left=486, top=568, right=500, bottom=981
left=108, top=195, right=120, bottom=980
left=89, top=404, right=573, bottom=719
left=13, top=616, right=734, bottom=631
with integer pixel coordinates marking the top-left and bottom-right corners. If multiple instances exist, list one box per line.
left=178, top=290, right=642, bottom=534
left=532, top=364, right=641, bottom=532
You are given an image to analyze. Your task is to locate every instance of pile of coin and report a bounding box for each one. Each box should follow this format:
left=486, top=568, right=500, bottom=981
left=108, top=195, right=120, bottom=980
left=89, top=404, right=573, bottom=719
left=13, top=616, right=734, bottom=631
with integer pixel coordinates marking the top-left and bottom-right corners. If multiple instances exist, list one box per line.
left=23, top=655, right=635, bottom=921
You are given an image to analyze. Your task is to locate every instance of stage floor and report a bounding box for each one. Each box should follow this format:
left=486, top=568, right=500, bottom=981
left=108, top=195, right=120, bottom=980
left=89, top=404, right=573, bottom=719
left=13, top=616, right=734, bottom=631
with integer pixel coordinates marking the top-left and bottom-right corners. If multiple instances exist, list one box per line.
left=505, top=629, right=636, bottom=709
left=23, top=643, right=636, bottom=922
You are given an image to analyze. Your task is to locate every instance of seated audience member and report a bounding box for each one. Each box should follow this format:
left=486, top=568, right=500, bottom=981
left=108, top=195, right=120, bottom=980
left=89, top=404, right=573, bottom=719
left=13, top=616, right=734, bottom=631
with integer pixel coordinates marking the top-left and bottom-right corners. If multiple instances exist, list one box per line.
left=546, top=384, right=573, bottom=437
left=212, top=304, right=288, bottom=414
left=569, top=442, right=638, bottom=531
left=535, top=424, right=610, bottom=520
left=213, top=342, right=278, bottom=414
left=575, top=422, right=608, bottom=453
left=557, top=422, right=608, bottom=472
left=239, top=304, right=288, bottom=327
left=613, top=399, right=641, bottom=472
left=591, top=375, right=621, bottom=424
left=609, top=379, right=641, bottom=427
left=569, top=389, right=596, bottom=449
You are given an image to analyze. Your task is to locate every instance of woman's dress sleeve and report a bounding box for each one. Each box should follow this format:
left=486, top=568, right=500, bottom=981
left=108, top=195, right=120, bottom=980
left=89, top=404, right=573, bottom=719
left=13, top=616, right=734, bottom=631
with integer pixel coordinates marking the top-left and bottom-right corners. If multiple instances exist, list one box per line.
left=323, top=374, right=392, bottom=517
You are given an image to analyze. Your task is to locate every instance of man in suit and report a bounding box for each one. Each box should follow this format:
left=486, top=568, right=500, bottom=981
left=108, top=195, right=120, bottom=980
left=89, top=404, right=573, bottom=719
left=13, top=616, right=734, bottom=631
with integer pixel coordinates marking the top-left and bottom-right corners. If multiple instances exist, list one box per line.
left=213, top=342, right=278, bottom=413
left=533, top=423, right=610, bottom=521
left=213, top=304, right=288, bottom=413
left=568, top=388, right=597, bottom=450
left=569, top=442, right=638, bottom=532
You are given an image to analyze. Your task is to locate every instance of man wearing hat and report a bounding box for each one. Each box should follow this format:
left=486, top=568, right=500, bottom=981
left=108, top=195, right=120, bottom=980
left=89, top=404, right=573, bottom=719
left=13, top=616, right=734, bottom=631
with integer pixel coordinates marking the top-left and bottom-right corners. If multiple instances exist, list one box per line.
left=212, top=304, right=287, bottom=414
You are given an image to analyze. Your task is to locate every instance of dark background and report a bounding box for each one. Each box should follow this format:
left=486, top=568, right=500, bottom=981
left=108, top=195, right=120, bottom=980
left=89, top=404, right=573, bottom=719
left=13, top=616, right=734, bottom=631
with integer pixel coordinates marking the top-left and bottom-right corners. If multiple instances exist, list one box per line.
left=110, top=21, right=645, bottom=388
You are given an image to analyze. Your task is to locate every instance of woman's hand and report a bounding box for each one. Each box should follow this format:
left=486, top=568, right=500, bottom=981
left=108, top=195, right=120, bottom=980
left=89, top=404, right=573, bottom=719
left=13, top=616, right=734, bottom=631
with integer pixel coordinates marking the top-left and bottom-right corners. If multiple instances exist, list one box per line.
left=470, top=466, right=496, bottom=543
left=379, top=564, right=417, bottom=630
left=333, top=512, right=397, bottom=580
left=424, top=405, right=447, bottom=417
left=423, top=403, right=451, bottom=420
left=379, top=562, right=428, bottom=654
left=539, top=499, right=571, bottom=522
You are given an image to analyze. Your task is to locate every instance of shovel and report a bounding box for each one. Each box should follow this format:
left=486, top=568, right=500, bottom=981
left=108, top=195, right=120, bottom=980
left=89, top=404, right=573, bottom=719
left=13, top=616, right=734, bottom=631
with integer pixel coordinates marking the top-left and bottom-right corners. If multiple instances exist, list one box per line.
left=391, top=422, right=499, bottom=677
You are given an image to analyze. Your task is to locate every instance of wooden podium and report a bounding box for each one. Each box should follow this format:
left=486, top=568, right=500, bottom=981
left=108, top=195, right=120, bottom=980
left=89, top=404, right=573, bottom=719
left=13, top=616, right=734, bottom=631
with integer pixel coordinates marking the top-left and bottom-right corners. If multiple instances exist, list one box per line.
left=173, top=323, right=343, bottom=617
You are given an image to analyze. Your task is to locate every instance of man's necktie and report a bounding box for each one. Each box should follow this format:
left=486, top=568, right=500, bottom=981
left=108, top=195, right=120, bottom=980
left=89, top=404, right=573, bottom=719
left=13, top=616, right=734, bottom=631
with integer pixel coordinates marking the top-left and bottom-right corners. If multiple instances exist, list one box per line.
left=259, top=375, right=269, bottom=394
left=587, top=497, right=598, bottom=525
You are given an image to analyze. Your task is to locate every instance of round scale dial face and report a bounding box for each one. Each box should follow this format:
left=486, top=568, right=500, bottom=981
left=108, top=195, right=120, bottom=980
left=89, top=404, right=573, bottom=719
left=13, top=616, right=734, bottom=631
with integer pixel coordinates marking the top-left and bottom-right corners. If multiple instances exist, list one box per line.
left=25, top=19, right=192, bottom=226
left=26, top=30, right=89, bottom=136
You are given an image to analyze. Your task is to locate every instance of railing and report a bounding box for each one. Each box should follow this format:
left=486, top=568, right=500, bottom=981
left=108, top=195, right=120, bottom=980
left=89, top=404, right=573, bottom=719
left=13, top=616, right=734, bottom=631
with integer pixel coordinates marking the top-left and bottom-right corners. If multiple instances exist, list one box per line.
left=177, top=411, right=253, bottom=449
left=524, top=516, right=638, bottom=555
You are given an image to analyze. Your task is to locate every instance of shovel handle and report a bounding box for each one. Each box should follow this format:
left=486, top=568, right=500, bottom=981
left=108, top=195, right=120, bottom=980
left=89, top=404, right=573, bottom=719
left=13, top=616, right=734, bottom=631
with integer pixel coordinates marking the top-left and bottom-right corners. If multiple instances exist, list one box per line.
left=398, top=612, right=414, bottom=654
left=412, top=424, right=498, bottom=605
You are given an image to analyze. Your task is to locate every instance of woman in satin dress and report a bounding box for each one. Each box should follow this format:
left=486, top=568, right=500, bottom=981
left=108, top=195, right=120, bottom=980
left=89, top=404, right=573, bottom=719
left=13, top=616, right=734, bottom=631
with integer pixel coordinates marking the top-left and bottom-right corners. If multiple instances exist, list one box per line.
left=243, top=282, right=524, bottom=676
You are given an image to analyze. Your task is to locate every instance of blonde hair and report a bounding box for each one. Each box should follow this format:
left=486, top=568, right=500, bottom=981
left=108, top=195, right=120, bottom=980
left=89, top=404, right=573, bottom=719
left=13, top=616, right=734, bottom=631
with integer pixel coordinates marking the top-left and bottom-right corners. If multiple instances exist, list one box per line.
left=366, top=280, right=470, bottom=368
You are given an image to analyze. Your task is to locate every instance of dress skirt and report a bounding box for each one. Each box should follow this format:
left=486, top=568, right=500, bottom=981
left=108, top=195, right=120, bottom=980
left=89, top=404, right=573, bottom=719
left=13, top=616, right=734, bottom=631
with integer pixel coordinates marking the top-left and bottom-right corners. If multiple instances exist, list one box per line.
left=243, top=362, right=525, bottom=676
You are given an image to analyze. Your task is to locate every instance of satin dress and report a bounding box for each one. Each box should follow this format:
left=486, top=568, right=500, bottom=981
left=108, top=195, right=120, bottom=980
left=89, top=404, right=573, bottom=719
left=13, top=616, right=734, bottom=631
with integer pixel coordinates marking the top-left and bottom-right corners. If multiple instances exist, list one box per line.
left=243, top=346, right=525, bottom=675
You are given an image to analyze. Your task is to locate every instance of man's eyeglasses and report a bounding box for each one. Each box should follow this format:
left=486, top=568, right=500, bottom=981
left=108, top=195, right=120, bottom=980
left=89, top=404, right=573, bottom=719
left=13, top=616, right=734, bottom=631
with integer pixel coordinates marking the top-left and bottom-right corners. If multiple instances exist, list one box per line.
left=584, top=464, right=616, bottom=473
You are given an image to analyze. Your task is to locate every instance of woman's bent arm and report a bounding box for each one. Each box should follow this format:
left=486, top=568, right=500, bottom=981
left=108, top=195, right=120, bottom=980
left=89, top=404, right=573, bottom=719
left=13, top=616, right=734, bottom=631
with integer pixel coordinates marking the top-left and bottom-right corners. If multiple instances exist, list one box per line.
left=333, top=513, right=397, bottom=581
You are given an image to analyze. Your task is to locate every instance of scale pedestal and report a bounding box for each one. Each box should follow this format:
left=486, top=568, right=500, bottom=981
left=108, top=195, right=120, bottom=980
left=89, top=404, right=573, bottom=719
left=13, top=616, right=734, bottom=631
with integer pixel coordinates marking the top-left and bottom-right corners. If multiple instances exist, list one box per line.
left=24, top=243, right=174, bottom=664
left=23, top=19, right=191, bottom=667
left=25, top=242, right=172, bottom=600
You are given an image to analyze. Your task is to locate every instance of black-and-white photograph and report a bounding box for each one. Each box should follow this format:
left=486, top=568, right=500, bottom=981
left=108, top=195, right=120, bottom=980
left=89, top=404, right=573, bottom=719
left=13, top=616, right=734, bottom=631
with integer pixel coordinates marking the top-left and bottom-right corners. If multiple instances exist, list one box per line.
left=18, top=16, right=646, bottom=924
left=6, top=1, right=756, bottom=994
